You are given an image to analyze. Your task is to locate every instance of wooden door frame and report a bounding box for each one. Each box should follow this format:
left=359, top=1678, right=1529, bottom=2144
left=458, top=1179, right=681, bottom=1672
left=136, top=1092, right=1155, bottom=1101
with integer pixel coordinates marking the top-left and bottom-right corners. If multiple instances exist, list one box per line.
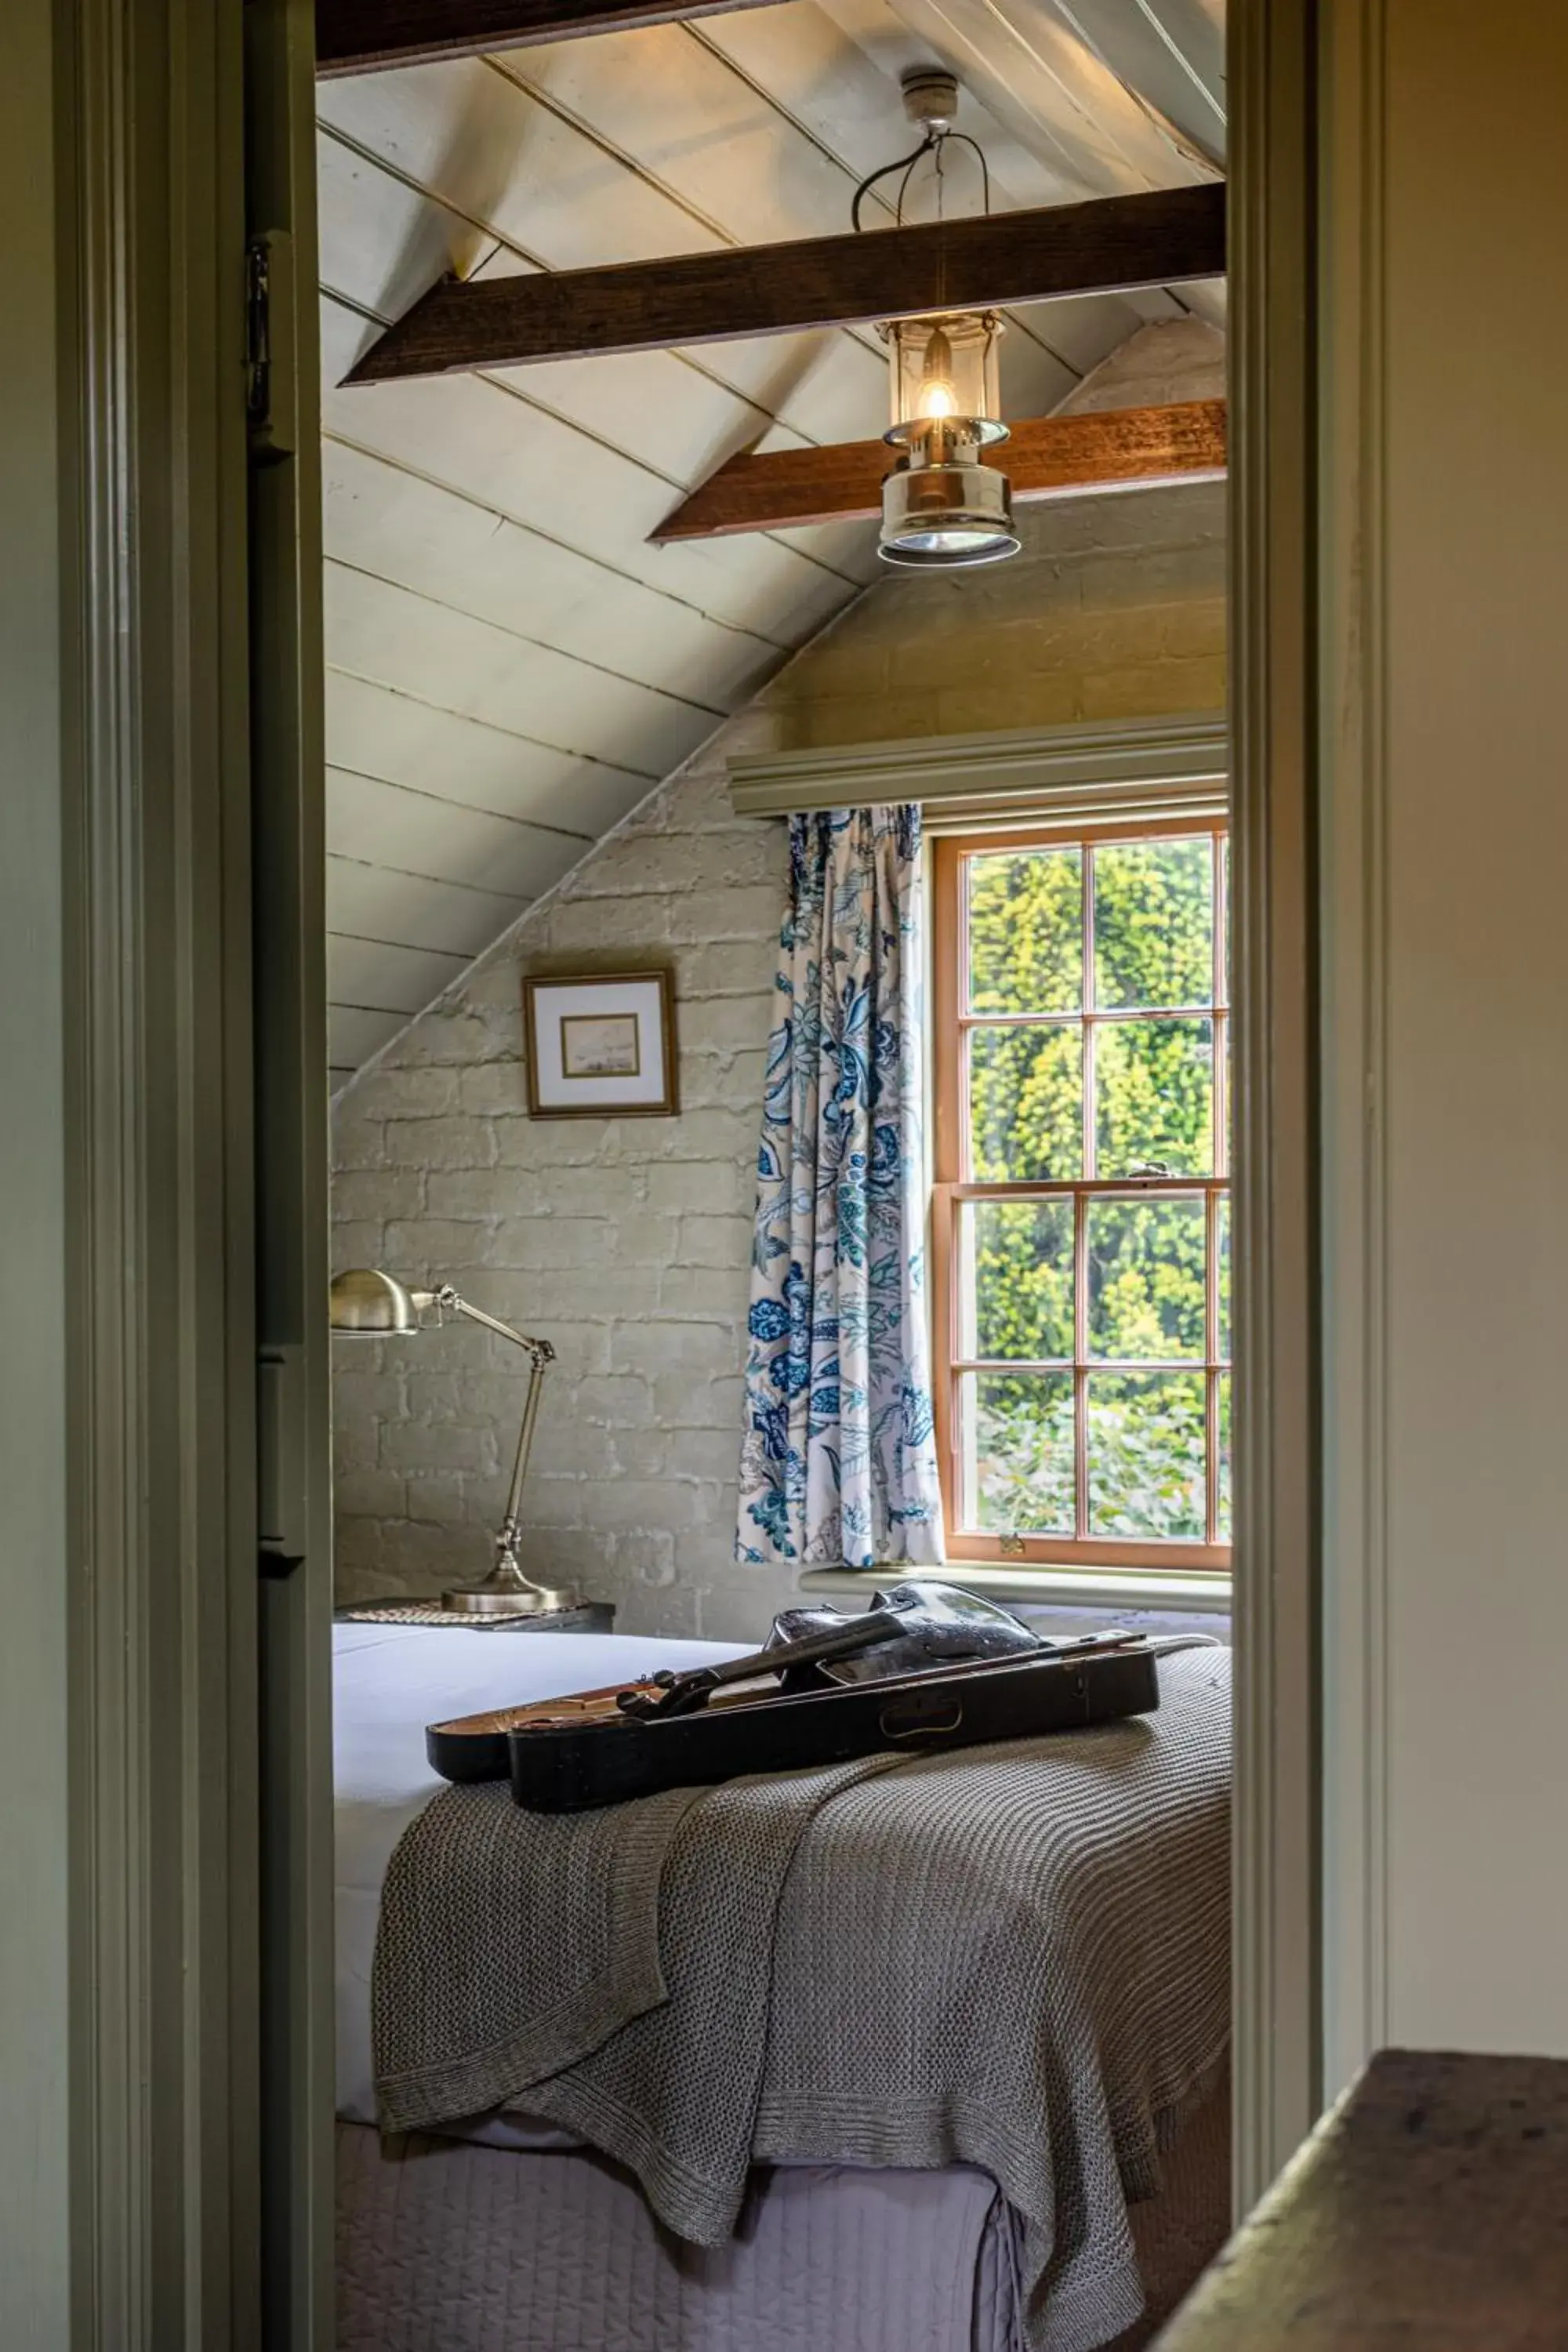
left=249, top=2, right=337, bottom=2342
left=1229, top=0, right=1325, bottom=2207
left=1, top=3, right=74, bottom=2333
left=0, top=0, right=330, bottom=2343
left=58, top=0, right=263, bottom=2336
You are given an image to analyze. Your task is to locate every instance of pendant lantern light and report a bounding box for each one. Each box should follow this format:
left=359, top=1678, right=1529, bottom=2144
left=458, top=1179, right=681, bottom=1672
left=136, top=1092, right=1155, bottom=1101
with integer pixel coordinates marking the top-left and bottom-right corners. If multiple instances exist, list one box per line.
left=855, top=71, right=1020, bottom=570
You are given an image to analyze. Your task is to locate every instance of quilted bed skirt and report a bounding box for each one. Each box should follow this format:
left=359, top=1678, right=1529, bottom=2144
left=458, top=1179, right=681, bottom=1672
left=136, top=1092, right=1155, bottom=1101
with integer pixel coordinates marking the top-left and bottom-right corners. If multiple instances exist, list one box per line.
left=335, top=2065, right=1229, bottom=2352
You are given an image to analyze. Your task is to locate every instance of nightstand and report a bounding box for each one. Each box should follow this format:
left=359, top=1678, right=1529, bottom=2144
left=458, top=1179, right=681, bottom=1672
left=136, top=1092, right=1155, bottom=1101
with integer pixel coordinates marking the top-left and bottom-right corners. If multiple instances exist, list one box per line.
left=335, top=1599, right=616, bottom=1634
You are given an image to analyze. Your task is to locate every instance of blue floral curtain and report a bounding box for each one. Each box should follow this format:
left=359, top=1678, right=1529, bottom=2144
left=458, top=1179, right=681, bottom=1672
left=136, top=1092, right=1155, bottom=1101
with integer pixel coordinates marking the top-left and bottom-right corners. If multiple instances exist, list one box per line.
left=735, top=806, right=946, bottom=1569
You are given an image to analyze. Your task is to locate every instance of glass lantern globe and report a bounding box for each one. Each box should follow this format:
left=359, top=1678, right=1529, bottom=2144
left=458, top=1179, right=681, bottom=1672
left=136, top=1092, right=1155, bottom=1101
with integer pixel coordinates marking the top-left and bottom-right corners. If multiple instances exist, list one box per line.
left=884, top=311, right=1007, bottom=445
left=878, top=310, right=1018, bottom=568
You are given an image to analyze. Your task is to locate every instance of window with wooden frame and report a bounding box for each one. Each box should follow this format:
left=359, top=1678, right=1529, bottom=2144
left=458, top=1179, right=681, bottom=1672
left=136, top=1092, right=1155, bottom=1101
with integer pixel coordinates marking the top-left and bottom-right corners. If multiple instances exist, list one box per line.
left=931, top=819, right=1231, bottom=1573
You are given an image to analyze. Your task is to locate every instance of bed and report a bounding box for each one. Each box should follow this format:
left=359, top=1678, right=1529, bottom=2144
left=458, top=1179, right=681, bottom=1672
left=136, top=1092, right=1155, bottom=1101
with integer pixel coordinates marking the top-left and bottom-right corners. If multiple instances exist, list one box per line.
left=334, top=1621, right=1231, bottom=2352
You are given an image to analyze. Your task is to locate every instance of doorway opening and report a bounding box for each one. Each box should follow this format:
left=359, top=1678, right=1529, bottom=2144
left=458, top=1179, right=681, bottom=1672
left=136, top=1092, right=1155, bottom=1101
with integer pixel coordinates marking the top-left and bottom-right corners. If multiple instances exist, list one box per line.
left=300, top=10, right=1279, bottom=2347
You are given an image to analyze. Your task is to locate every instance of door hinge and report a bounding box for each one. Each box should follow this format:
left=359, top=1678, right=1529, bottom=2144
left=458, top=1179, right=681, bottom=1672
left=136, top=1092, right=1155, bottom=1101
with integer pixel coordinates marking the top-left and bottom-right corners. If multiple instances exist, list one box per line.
left=258, top=1342, right=310, bottom=1570
left=246, top=228, right=296, bottom=463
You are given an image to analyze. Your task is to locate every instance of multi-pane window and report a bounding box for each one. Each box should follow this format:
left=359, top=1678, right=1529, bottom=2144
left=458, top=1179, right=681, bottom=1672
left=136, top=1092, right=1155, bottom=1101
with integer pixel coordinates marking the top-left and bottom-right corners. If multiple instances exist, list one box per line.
left=931, top=822, right=1231, bottom=1571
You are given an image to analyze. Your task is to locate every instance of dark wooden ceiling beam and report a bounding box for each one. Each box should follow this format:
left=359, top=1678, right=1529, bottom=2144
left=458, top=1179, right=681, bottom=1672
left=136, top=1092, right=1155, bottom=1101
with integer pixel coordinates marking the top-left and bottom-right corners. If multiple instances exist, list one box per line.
left=316, top=0, right=779, bottom=74
left=650, top=399, right=1228, bottom=541
left=344, top=183, right=1225, bottom=383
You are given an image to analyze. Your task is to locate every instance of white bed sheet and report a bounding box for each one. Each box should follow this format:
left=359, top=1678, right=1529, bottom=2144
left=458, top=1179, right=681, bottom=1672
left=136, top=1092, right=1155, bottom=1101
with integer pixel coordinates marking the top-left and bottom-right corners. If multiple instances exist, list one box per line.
left=333, top=1621, right=750, bottom=2130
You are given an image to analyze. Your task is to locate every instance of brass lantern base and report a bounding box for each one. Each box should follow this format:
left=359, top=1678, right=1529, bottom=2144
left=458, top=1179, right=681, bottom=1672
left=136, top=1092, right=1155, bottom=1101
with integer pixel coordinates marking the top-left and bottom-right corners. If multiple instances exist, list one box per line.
left=879, top=450, right=1019, bottom=569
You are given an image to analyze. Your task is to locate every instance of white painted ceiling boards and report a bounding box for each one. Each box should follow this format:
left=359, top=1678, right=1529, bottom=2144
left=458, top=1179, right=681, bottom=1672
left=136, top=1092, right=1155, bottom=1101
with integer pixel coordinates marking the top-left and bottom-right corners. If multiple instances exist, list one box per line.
left=319, top=0, right=1226, bottom=1086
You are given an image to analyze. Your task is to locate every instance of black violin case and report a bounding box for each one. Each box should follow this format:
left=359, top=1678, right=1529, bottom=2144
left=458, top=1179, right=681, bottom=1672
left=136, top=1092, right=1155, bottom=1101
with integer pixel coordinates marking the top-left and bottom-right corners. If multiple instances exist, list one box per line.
left=426, top=1582, right=1160, bottom=1812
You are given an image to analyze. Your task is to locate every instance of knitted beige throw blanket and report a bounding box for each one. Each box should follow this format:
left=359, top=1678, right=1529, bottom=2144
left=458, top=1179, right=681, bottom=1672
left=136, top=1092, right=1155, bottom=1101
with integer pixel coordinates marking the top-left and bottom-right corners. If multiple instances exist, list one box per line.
left=372, top=1645, right=1230, bottom=2352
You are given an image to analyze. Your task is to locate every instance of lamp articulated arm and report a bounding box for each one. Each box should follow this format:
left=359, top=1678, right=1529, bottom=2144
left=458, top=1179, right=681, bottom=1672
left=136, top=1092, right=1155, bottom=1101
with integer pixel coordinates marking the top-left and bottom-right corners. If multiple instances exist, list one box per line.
left=420, top=1283, right=555, bottom=1369
left=421, top=1285, right=557, bottom=1581
left=326, top=1265, right=575, bottom=1614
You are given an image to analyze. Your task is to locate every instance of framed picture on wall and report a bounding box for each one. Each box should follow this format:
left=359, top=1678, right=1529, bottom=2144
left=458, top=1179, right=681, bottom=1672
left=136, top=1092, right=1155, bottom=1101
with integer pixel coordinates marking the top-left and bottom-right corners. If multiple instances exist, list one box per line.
left=522, top=970, right=678, bottom=1118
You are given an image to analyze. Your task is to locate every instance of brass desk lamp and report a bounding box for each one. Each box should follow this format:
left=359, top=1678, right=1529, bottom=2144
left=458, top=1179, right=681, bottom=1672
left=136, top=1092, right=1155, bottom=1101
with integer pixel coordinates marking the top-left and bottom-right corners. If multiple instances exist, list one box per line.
left=329, top=1268, right=576, bottom=1617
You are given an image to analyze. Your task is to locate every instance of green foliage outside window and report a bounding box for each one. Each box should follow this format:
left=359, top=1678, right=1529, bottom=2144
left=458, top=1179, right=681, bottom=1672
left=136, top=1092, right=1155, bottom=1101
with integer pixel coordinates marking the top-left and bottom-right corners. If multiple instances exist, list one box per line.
left=959, top=836, right=1229, bottom=1546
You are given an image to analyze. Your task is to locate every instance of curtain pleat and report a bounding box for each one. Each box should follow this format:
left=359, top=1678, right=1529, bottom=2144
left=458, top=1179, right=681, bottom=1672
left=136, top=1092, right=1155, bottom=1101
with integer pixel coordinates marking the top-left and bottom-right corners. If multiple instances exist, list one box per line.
left=735, top=808, right=945, bottom=1569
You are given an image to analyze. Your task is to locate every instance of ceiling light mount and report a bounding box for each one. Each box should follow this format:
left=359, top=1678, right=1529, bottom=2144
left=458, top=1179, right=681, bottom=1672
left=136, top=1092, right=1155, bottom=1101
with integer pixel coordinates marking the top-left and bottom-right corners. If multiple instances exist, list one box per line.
left=854, top=74, right=1020, bottom=570
left=900, top=66, right=960, bottom=133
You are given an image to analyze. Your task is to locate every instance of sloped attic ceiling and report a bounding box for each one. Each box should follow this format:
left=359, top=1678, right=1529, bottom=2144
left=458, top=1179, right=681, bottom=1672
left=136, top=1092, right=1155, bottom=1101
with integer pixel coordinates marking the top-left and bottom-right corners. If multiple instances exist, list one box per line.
left=318, top=0, right=1227, bottom=1087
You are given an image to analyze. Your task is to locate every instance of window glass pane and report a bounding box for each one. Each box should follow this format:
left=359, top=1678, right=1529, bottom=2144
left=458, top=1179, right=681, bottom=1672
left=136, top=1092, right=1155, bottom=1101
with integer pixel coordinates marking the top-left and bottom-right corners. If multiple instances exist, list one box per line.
left=964, top=1200, right=1074, bottom=1361
left=1093, top=837, right=1213, bottom=1010
left=970, top=1025, right=1083, bottom=1181
left=1087, top=1370, right=1206, bottom=1538
left=1087, top=1195, right=1206, bottom=1361
left=967, top=848, right=1082, bottom=1015
left=942, top=825, right=1232, bottom=1567
left=1094, top=1018, right=1214, bottom=1176
left=964, top=1371, right=1075, bottom=1534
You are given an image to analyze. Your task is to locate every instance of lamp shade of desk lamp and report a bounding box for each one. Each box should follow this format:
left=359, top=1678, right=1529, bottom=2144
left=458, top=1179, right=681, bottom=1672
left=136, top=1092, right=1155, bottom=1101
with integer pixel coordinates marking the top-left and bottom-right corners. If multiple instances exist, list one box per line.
left=328, top=1265, right=420, bottom=1334
left=328, top=1268, right=576, bottom=1617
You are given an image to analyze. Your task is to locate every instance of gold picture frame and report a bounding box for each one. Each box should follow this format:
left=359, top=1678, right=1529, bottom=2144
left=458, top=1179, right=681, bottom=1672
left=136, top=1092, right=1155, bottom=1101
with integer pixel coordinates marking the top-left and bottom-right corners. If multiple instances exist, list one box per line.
left=522, top=969, right=678, bottom=1118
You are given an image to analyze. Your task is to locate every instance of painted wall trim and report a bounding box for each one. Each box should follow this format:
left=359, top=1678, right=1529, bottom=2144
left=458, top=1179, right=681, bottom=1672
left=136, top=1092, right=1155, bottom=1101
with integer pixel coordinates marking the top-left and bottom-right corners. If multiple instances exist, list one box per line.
left=1316, top=0, right=1391, bottom=2095
left=728, top=710, right=1228, bottom=819
left=1308, top=0, right=1568, bottom=2067
left=1227, top=0, right=1325, bottom=2215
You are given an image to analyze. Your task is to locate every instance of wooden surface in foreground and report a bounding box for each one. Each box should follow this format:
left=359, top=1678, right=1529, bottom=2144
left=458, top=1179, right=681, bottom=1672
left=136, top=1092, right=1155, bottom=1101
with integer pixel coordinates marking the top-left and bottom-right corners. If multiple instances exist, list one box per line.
left=1156, top=2048, right=1568, bottom=2349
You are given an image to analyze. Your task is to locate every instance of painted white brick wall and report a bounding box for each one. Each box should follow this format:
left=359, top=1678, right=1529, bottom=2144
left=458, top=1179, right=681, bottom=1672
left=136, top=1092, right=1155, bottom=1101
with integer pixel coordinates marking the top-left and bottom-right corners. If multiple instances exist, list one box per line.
left=330, top=720, right=795, bottom=1641
left=331, top=401, right=1226, bottom=1642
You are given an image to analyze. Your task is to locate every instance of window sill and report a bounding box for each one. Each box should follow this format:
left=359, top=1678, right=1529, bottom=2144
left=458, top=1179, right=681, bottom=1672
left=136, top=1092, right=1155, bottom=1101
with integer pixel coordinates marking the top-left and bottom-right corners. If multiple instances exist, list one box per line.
left=798, top=1562, right=1232, bottom=1615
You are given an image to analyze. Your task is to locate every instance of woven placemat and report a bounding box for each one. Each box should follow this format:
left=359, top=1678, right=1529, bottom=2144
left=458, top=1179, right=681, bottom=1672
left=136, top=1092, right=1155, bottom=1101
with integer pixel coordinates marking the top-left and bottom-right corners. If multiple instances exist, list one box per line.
left=336, top=1599, right=613, bottom=1633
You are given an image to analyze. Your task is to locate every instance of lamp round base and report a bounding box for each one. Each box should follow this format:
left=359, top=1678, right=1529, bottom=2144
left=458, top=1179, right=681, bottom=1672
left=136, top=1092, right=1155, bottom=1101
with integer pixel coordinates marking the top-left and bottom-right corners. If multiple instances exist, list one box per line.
left=441, top=1581, right=580, bottom=1617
